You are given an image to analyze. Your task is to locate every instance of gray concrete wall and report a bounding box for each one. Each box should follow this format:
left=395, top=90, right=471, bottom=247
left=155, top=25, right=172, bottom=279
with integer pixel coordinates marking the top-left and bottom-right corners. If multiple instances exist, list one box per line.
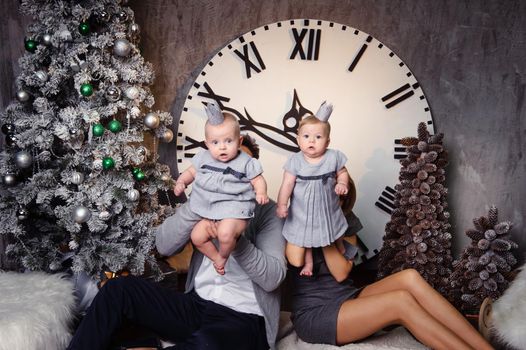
left=1, top=0, right=524, bottom=264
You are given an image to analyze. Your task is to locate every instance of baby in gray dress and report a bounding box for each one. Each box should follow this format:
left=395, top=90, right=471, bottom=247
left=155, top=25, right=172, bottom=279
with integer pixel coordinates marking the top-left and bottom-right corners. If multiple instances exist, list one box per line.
left=174, top=102, right=269, bottom=274
left=276, top=102, right=350, bottom=276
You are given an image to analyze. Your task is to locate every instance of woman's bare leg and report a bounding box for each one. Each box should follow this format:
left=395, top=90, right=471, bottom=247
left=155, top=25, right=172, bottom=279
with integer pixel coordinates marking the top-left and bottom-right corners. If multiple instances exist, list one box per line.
left=336, top=290, right=472, bottom=350
left=358, top=269, right=493, bottom=350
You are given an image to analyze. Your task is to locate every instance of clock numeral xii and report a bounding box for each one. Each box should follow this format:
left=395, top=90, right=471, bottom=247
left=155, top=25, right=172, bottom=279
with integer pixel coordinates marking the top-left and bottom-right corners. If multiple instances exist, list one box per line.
left=290, top=28, right=321, bottom=61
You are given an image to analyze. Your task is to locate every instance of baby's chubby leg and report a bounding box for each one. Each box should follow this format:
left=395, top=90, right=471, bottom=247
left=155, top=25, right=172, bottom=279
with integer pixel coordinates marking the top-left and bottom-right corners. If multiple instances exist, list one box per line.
left=191, top=220, right=223, bottom=272
left=215, top=218, right=248, bottom=274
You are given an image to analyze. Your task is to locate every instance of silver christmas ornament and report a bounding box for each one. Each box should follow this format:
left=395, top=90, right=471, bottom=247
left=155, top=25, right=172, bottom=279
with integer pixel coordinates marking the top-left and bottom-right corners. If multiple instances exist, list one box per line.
left=3, top=173, right=17, bottom=186
left=42, top=33, right=52, bottom=46
left=71, top=171, right=84, bottom=185
left=127, top=189, right=140, bottom=201
left=160, top=129, right=174, bottom=143
left=16, top=207, right=29, bottom=221
left=99, top=210, right=111, bottom=220
left=129, top=23, right=140, bottom=36
left=73, top=205, right=91, bottom=223
left=144, top=112, right=160, bottom=129
left=117, top=10, right=128, bottom=22
left=113, top=38, right=131, bottom=57
left=137, top=146, right=147, bottom=156
left=124, top=86, right=139, bottom=99
left=98, top=9, right=110, bottom=22
left=105, top=86, right=121, bottom=102
left=16, top=90, right=30, bottom=102
left=15, top=150, right=33, bottom=169
left=35, top=70, right=49, bottom=82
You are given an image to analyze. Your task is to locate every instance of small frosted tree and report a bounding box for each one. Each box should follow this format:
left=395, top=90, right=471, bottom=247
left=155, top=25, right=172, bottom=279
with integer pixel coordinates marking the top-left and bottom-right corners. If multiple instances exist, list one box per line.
left=447, top=206, right=518, bottom=311
left=377, top=122, right=453, bottom=295
left=0, top=0, right=174, bottom=280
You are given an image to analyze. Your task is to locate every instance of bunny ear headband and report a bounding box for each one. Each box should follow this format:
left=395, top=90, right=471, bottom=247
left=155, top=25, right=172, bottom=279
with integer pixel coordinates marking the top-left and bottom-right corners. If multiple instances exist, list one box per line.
left=204, top=101, right=223, bottom=125
left=315, top=101, right=333, bottom=122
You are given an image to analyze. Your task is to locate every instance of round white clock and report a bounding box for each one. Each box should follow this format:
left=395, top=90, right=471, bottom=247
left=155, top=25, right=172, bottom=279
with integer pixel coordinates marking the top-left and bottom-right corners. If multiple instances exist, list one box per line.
left=176, top=19, right=434, bottom=262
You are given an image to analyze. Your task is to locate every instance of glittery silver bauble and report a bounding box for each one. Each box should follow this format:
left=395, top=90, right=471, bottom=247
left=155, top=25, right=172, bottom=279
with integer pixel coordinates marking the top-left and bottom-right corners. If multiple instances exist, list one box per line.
left=117, top=10, right=128, bottom=22
left=16, top=207, right=29, bottom=221
left=160, top=129, right=174, bottom=143
left=15, top=150, right=33, bottom=169
left=127, top=189, right=140, bottom=201
left=98, top=9, right=110, bottom=22
left=113, top=38, right=131, bottom=57
left=73, top=205, right=91, bottom=223
left=124, top=86, right=139, bottom=99
left=42, top=33, right=52, bottom=46
left=144, top=112, right=160, bottom=129
left=105, top=86, right=121, bottom=102
left=16, top=90, right=30, bottom=102
left=93, top=159, right=103, bottom=171
left=35, top=70, right=49, bottom=82
left=71, top=171, right=84, bottom=185
left=3, top=173, right=17, bottom=186
left=129, top=23, right=140, bottom=36
left=99, top=210, right=111, bottom=220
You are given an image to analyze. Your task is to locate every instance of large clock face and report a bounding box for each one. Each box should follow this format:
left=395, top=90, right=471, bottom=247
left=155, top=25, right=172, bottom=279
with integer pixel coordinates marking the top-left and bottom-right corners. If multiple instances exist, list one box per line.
left=176, top=19, right=434, bottom=262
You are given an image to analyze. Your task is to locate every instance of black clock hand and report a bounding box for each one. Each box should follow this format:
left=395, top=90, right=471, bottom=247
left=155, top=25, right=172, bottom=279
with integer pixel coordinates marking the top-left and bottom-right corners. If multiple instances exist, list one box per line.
left=224, top=106, right=299, bottom=153
left=282, top=89, right=313, bottom=134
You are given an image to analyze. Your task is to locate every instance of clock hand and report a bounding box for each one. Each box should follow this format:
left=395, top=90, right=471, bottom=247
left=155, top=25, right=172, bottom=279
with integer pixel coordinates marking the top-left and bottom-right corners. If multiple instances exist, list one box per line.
left=224, top=106, right=299, bottom=153
left=282, top=89, right=313, bottom=134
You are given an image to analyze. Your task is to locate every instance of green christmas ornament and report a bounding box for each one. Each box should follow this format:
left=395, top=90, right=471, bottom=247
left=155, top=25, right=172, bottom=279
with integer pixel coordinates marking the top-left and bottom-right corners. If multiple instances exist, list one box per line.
left=24, top=38, right=37, bottom=52
left=92, top=123, right=104, bottom=137
left=132, top=167, right=141, bottom=175
left=102, top=157, right=115, bottom=170
left=80, top=83, right=94, bottom=97
left=107, top=119, right=122, bottom=133
left=78, top=22, right=90, bottom=35
left=133, top=169, right=145, bottom=181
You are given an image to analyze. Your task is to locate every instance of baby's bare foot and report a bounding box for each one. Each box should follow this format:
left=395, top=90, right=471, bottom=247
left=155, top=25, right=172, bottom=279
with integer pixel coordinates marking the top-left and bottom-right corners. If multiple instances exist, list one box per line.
left=299, top=263, right=313, bottom=276
left=213, top=256, right=227, bottom=275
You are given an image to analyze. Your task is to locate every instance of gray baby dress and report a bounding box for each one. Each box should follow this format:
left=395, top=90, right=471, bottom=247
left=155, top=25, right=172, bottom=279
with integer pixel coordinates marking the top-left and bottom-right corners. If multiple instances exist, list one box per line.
left=282, top=149, right=348, bottom=247
left=189, top=150, right=262, bottom=220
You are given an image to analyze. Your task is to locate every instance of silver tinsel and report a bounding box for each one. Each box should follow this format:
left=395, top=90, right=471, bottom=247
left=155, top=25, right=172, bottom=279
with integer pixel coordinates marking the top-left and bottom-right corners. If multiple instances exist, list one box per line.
left=160, top=129, right=174, bottom=143
left=144, top=112, right=160, bottom=129
left=113, top=38, right=131, bottom=57
left=16, top=90, right=30, bottom=102
left=15, top=150, right=33, bottom=169
left=73, top=205, right=91, bottom=223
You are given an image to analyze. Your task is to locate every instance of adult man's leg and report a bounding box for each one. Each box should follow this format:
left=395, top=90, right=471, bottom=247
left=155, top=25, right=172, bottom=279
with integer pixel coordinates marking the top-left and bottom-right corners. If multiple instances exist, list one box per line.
left=67, top=276, right=204, bottom=350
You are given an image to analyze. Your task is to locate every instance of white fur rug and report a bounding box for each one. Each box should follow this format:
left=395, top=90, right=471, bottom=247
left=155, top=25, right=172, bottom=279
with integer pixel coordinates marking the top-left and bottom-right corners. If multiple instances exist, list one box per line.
left=491, top=266, right=526, bottom=350
left=276, top=316, right=428, bottom=350
left=0, top=271, right=76, bottom=350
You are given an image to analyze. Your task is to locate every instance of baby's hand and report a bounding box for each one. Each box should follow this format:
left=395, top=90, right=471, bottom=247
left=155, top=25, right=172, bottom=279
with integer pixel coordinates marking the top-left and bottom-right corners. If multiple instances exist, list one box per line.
left=256, top=193, right=269, bottom=205
left=276, top=204, right=288, bottom=218
left=335, top=182, right=348, bottom=195
left=174, top=182, right=186, bottom=196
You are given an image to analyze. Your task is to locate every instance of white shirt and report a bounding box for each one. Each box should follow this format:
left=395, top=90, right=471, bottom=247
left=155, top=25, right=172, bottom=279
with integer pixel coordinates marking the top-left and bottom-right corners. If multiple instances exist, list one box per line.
left=194, top=254, right=263, bottom=316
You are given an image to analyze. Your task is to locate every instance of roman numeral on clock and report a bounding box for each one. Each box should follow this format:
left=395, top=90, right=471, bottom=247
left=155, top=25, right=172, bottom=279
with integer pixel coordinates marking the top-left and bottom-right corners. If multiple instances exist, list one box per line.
left=348, top=35, right=372, bottom=72
left=178, top=135, right=206, bottom=160
left=233, top=41, right=266, bottom=79
left=290, top=28, right=321, bottom=60
left=381, top=82, right=420, bottom=109
left=196, top=82, right=231, bottom=108
left=394, top=139, right=407, bottom=159
left=375, top=186, right=396, bottom=214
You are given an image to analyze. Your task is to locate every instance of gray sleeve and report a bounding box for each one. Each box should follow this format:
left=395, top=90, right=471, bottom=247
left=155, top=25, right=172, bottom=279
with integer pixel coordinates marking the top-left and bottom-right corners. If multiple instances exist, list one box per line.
left=155, top=202, right=199, bottom=256
left=231, top=201, right=287, bottom=292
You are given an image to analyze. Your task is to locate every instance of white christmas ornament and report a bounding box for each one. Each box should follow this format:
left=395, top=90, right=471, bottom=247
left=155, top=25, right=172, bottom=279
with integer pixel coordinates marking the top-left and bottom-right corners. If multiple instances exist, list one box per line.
left=125, top=86, right=139, bottom=99
left=144, top=112, right=160, bottom=129
left=15, top=150, right=33, bottom=169
left=72, top=206, right=91, bottom=223
left=113, top=38, right=131, bottom=57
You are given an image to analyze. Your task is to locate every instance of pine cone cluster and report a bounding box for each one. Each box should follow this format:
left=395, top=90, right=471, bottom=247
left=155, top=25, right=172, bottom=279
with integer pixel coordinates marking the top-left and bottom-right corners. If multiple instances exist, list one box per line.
left=448, top=206, right=518, bottom=311
left=377, top=122, right=453, bottom=295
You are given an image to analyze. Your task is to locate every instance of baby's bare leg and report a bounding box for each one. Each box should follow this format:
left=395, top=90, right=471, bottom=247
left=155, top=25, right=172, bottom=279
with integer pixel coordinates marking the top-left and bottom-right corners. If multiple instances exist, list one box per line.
left=214, top=218, right=248, bottom=274
left=300, top=248, right=313, bottom=276
left=191, top=220, right=222, bottom=270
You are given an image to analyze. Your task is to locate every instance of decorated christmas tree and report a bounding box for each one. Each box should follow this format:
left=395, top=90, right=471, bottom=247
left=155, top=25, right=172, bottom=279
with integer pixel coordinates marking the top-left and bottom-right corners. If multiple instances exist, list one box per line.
left=0, top=0, right=174, bottom=280
left=447, top=206, right=518, bottom=311
left=377, top=122, right=453, bottom=295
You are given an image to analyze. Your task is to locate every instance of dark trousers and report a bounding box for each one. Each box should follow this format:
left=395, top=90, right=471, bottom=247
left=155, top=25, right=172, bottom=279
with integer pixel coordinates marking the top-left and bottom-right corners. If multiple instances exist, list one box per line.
left=67, top=276, right=269, bottom=350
